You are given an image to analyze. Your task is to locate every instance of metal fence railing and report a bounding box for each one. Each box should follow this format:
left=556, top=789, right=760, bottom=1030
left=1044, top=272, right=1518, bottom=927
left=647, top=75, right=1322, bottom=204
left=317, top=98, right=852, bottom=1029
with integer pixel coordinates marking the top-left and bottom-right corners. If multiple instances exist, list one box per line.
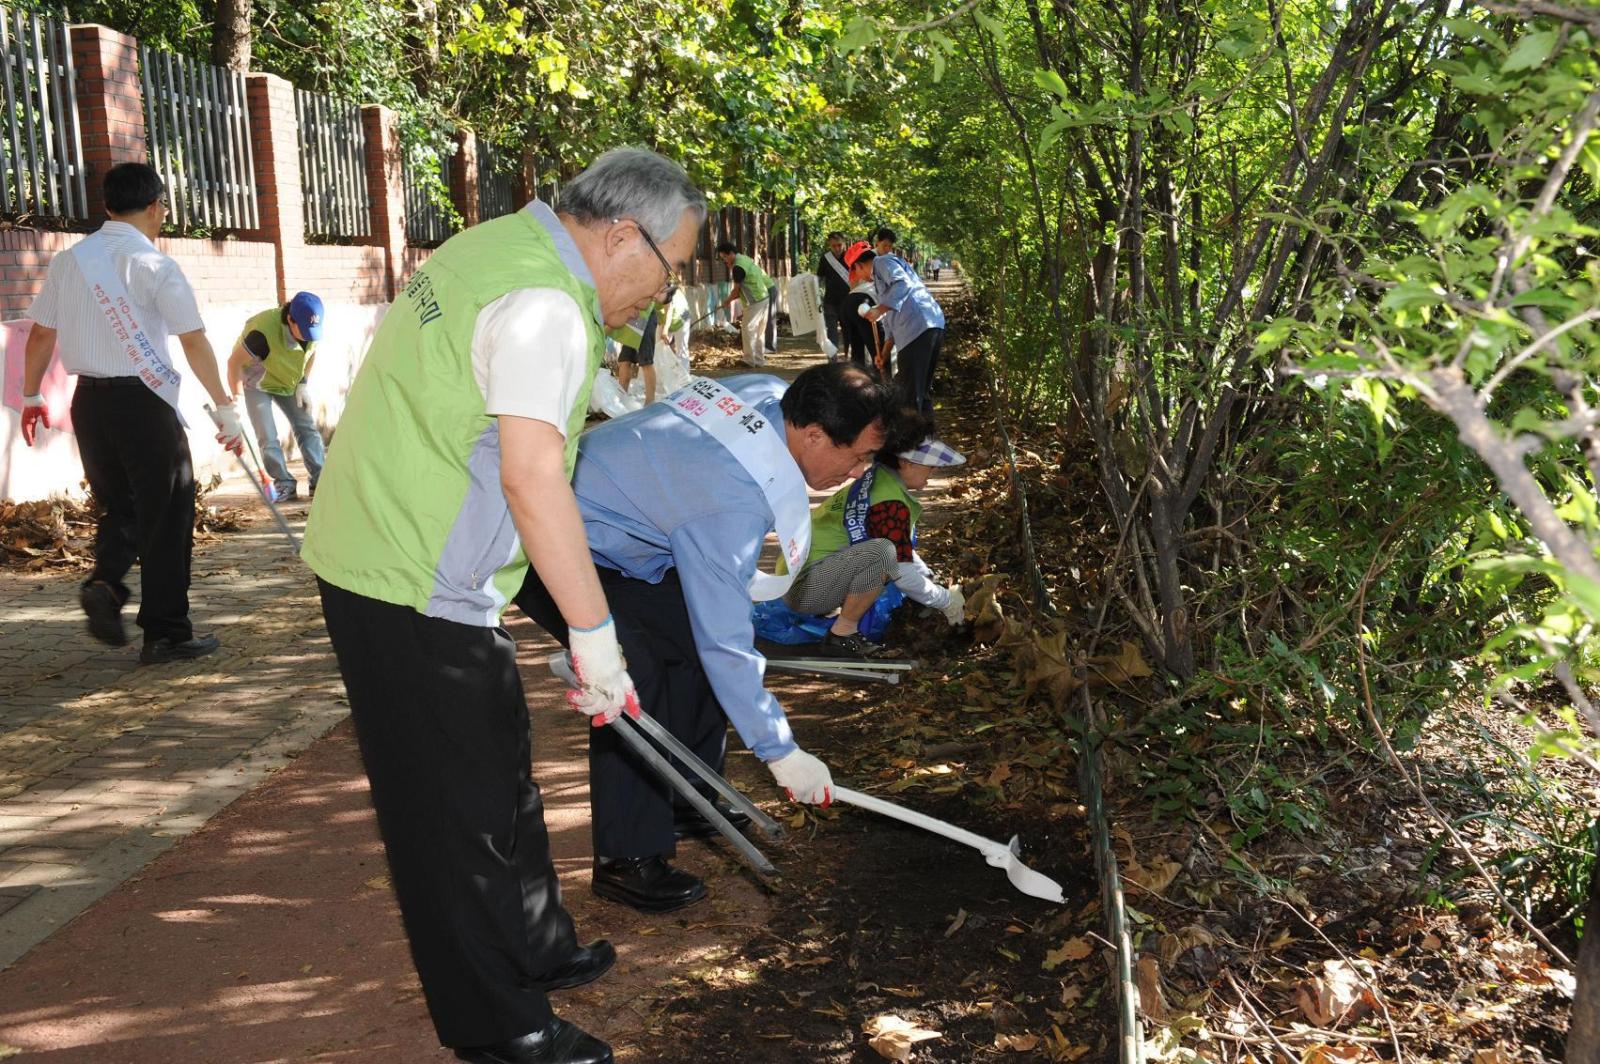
left=138, top=44, right=257, bottom=231
left=294, top=88, right=369, bottom=239
left=475, top=138, right=515, bottom=221
left=403, top=144, right=453, bottom=246
left=0, top=6, right=86, bottom=220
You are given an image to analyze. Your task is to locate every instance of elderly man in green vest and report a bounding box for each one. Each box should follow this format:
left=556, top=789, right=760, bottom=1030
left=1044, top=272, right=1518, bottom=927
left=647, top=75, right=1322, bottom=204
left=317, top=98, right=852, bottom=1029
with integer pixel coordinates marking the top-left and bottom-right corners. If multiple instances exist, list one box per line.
left=302, top=148, right=705, bottom=1064
left=714, top=239, right=777, bottom=367
left=226, top=290, right=326, bottom=500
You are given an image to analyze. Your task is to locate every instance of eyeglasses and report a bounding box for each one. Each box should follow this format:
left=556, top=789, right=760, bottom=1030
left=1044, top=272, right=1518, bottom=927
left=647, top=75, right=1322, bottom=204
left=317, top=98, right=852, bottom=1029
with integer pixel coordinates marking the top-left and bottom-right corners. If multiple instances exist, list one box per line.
left=621, top=218, right=682, bottom=292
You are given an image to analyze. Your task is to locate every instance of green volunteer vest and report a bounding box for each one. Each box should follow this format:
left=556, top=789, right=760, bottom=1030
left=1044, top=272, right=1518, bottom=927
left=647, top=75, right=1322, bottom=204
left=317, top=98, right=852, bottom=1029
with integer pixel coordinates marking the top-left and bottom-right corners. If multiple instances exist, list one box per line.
left=239, top=307, right=315, bottom=396
left=607, top=301, right=657, bottom=349
left=733, top=253, right=773, bottom=302
left=302, top=205, right=605, bottom=625
left=794, top=464, right=923, bottom=572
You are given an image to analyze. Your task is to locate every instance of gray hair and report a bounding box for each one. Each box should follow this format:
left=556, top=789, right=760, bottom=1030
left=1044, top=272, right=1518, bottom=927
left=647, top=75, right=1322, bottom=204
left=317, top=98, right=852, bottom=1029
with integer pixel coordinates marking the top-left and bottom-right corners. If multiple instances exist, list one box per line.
left=560, top=147, right=707, bottom=241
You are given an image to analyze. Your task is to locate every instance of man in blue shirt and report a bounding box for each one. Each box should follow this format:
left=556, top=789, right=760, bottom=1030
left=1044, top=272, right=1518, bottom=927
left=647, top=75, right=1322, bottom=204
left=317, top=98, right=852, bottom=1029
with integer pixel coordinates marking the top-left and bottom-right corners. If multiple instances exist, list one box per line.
left=517, top=362, right=897, bottom=913
left=865, top=227, right=945, bottom=418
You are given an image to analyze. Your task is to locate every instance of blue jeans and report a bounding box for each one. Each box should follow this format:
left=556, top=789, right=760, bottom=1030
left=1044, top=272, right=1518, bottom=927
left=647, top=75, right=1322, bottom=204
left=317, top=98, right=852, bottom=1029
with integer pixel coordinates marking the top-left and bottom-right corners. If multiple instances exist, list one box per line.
left=244, top=385, right=325, bottom=497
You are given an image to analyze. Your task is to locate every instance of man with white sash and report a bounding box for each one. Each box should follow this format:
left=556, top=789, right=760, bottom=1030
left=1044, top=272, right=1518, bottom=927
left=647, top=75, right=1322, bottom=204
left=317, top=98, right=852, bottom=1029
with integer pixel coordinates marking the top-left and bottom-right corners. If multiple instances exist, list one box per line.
left=516, top=362, right=896, bottom=914
left=18, top=162, right=244, bottom=664
left=815, top=231, right=853, bottom=357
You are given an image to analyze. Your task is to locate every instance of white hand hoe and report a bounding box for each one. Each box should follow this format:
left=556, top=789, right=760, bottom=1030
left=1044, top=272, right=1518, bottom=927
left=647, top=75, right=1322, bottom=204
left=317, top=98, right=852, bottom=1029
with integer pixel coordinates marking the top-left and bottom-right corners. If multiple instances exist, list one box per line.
left=832, top=786, right=1065, bottom=903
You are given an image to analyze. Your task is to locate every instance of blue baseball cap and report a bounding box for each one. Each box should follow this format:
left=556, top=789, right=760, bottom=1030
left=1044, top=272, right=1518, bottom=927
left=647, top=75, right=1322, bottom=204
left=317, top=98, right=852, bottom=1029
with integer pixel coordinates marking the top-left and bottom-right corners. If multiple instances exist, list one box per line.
left=287, top=291, right=324, bottom=342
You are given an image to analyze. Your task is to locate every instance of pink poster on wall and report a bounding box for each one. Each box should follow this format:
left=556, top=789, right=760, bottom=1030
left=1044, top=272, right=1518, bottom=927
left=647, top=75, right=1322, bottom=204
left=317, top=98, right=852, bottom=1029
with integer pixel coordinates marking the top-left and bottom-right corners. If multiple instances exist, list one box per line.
left=2, top=318, right=75, bottom=433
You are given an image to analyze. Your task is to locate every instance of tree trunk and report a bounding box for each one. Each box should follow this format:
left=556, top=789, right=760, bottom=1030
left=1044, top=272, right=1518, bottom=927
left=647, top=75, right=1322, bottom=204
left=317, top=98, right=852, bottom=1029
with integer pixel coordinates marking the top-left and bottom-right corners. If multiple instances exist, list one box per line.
left=1570, top=874, right=1600, bottom=1063
left=211, top=0, right=253, bottom=71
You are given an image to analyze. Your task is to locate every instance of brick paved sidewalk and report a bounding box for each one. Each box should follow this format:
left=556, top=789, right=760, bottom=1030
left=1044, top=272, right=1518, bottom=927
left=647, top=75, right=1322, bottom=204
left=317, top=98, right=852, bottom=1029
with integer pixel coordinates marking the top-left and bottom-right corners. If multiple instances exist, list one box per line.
left=0, top=466, right=345, bottom=970
left=0, top=331, right=833, bottom=973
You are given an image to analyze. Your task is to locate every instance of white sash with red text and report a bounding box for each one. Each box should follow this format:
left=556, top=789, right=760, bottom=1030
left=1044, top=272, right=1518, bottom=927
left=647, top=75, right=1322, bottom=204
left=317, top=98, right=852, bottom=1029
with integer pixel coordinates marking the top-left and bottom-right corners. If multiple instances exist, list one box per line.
left=72, top=233, right=187, bottom=425
left=663, top=376, right=810, bottom=602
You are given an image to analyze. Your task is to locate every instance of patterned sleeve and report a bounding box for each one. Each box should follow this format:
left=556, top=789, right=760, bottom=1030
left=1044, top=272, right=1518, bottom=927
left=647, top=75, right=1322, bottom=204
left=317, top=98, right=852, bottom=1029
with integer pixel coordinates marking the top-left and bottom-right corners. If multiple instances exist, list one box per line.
left=866, top=499, right=915, bottom=562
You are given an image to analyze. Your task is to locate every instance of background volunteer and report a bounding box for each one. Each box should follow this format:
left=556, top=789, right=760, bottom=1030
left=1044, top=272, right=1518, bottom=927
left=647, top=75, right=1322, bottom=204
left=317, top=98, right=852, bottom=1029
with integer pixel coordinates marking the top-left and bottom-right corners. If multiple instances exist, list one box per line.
left=227, top=290, right=327, bottom=500
left=815, top=231, right=852, bottom=357
left=18, top=161, right=243, bottom=665
left=865, top=226, right=945, bottom=418
left=714, top=240, right=777, bottom=367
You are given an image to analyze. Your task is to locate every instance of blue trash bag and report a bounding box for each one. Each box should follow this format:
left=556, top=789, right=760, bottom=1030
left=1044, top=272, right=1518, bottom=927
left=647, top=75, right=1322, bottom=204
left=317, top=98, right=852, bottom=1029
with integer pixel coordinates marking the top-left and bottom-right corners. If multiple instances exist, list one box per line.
left=751, top=584, right=905, bottom=646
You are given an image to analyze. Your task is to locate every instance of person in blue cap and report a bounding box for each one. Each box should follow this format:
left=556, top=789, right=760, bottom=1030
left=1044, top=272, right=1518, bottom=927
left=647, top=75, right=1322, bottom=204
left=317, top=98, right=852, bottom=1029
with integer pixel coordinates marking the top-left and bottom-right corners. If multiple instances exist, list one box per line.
left=227, top=290, right=328, bottom=500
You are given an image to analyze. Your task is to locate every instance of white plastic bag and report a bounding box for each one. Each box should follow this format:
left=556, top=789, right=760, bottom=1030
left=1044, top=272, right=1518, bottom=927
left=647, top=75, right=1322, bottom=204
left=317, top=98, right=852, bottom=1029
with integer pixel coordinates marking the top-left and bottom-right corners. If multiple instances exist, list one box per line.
left=786, top=274, right=821, bottom=336
left=589, top=367, right=643, bottom=418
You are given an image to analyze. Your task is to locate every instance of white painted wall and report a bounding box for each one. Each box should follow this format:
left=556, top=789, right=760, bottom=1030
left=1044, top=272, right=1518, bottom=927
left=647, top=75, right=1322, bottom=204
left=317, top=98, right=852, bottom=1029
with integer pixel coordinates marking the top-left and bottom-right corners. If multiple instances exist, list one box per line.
left=0, top=301, right=388, bottom=502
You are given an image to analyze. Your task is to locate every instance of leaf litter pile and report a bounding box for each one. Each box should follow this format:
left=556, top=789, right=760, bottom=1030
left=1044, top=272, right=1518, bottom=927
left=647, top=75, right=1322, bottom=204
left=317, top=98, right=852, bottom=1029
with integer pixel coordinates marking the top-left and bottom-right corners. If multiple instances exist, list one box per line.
left=654, top=296, right=1579, bottom=1061
left=0, top=475, right=247, bottom=572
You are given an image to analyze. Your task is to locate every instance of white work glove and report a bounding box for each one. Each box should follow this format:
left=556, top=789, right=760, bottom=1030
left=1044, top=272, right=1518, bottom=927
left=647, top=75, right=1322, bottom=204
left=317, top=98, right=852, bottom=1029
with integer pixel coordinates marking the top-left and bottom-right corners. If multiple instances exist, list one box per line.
left=941, top=583, right=966, bottom=627
left=207, top=401, right=245, bottom=456
left=857, top=302, right=872, bottom=317
left=566, top=616, right=640, bottom=727
left=769, top=747, right=833, bottom=806
left=293, top=382, right=311, bottom=411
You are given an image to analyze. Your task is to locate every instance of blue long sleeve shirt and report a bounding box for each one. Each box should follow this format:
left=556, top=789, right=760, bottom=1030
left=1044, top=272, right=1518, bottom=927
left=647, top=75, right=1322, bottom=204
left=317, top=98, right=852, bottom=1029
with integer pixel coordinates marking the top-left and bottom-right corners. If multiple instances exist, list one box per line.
left=571, top=374, right=797, bottom=762
left=872, top=253, right=945, bottom=349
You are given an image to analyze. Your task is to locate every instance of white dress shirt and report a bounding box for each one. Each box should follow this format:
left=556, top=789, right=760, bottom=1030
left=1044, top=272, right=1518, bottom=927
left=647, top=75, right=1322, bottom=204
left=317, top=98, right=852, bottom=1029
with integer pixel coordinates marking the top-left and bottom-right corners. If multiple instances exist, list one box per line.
left=27, top=220, right=205, bottom=379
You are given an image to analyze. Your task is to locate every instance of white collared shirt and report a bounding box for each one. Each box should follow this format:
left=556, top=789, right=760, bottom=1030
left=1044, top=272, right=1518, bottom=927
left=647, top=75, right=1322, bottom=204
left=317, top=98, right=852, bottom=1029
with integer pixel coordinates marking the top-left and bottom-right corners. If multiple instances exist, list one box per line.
left=27, top=220, right=205, bottom=378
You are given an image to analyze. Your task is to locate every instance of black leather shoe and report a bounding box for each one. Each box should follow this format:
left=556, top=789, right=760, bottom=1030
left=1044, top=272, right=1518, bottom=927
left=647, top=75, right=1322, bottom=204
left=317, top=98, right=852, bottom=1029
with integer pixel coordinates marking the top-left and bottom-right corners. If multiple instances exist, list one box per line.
left=454, top=1017, right=612, bottom=1064
left=673, top=801, right=753, bottom=839
left=80, top=580, right=127, bottom=647
left=592, top=855, right=707, bottom=913
left=536, top=939, right=615, bottom=992
left=139, top=632, right=220, bottom=665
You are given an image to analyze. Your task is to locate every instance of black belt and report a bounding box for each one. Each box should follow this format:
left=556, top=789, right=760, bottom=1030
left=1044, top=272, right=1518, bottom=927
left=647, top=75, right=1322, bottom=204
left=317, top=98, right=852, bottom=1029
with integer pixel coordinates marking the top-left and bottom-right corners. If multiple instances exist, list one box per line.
left=75, top=375, right=145, bottom=389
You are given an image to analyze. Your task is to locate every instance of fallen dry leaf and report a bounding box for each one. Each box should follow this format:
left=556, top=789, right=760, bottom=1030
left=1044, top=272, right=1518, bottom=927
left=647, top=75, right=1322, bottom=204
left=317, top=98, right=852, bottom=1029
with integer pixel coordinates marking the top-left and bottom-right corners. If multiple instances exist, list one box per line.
left=1126, top=855, right=1181, bottom=895
left=1089, top=640, right=1153, bottom=686
left=944, top=909, right=968, bottom=937
left=1295, top=959, right=1378, bottom=1028
left=1135, top=955, right=1170, bottom=1022
left=994, top=1032, right=1041, bottom=1052
left=863, top=1014, right=942, bottom=1061
left=1472, top=1049, right=1515, bottom=1064
left=1157, top=925, right=1216, bottom=968
left=1042, top=936, right=1094, bottom=970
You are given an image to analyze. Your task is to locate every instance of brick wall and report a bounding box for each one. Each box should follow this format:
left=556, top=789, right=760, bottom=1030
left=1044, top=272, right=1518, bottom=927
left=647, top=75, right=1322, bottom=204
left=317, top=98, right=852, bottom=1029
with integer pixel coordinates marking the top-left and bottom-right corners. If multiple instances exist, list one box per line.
left=161, top=238, right=279, bottom=308
left=398, top=246, right=433, bottom=289
left=0, top=230, right=279, bottom=322
left=293, top=245, right=389, bottom=305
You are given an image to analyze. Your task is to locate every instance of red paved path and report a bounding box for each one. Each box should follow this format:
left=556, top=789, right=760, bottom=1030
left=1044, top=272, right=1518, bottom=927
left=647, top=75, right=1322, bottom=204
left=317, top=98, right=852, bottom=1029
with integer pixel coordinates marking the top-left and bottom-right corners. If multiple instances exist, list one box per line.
left=0, top=616, right=776, bottom=1063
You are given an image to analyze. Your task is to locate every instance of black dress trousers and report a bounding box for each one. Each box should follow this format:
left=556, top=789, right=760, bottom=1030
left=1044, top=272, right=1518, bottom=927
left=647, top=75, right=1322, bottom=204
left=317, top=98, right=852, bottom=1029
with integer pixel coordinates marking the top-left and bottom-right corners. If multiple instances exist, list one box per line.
left=71, top=378, right=195, bottom=642
left=317, top=578, right=577, bottom=1048
left=515, top=566, right=729, bottom=860
left=895, top=326, right=945, bottom=419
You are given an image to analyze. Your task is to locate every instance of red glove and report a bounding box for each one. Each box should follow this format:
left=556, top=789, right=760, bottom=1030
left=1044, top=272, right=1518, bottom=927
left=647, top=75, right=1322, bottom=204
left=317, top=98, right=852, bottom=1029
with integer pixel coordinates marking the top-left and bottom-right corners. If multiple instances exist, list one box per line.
left=20, top=395, right=49, bottom=446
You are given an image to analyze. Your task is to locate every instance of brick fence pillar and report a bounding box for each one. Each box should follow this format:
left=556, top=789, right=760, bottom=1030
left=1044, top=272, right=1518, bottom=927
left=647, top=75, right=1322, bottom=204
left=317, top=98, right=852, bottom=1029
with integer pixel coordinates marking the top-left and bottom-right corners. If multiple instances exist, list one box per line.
left=243, top=72, right=304, bottom=303
left=448, top=129, right=480, bottom=230
left=69, top=25, right=147, bottom=221
left=361, top=104, right=406, bottom=301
